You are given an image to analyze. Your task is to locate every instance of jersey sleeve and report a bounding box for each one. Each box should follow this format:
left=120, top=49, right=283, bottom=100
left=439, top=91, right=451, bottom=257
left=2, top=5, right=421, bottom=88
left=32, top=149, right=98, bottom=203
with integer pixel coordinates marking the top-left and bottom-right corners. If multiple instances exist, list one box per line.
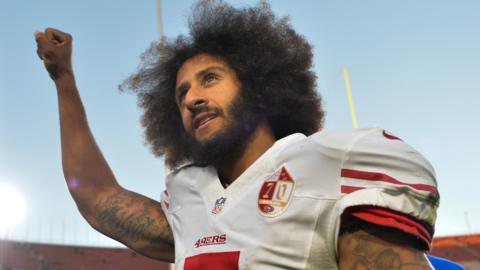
left=160, top=189, right=173, bottom=226
left=335, top=128, right=439, bottom=249
left=160, top=164, right=193, bottom=229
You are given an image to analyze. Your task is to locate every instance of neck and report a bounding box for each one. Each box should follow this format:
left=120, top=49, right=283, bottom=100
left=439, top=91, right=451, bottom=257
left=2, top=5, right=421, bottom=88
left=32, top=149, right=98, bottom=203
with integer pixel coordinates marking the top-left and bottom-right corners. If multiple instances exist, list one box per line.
left=215, top=121, right=275, bottom=186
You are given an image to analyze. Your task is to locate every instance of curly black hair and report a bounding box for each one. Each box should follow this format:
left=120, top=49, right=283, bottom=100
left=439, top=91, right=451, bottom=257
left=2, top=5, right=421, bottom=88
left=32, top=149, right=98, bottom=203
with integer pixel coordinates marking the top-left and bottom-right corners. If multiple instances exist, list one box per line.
left=120, top=0, right=324, bottom=168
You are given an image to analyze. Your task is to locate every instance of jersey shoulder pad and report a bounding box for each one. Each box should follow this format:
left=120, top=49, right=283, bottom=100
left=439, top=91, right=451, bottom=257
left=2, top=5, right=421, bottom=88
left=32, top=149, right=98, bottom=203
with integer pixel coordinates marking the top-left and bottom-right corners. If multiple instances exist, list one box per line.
left=336, top=127, right=439, bottom=228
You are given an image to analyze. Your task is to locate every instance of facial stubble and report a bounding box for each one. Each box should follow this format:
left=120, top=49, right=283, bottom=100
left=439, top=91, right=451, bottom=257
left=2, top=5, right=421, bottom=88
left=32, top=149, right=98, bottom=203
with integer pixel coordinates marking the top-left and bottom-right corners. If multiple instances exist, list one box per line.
left=185, top=91, right=261, bottom=166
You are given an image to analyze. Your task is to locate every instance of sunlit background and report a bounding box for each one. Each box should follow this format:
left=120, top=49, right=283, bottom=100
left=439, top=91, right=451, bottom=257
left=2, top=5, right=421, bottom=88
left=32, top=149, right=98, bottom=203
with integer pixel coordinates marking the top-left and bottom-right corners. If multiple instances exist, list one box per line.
left=1, top=0, right=479, bottom=248
left=0, top=183, right=27, bottom=234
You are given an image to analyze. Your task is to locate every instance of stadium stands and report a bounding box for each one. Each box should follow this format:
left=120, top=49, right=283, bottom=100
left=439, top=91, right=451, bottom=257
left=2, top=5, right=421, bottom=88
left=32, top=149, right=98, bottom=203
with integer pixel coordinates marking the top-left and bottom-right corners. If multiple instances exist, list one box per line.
left=431, top=234, right=480, bottom=269
left=1, top=234, right=479, bottom=270
left=0, top=240, right=170, bottom=270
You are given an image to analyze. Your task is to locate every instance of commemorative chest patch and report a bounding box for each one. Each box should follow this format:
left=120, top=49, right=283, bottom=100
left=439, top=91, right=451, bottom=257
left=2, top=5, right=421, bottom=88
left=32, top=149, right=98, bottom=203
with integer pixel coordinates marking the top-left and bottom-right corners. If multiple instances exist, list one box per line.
left=258, top=165, right=295, bottom=217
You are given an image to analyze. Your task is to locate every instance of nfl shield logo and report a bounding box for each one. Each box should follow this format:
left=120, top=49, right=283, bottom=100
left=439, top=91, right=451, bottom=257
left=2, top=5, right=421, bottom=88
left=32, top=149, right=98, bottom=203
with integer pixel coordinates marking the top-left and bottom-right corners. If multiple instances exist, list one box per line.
left=211, top=197, right=227, bottom=214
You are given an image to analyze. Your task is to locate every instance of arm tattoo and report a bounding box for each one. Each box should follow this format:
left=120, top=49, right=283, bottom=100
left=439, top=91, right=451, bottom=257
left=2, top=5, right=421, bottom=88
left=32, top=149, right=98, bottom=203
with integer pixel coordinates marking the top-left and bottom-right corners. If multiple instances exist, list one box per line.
left=94, top=191, right=173, bottom=246
left=343, top=230, right=432, bottom=270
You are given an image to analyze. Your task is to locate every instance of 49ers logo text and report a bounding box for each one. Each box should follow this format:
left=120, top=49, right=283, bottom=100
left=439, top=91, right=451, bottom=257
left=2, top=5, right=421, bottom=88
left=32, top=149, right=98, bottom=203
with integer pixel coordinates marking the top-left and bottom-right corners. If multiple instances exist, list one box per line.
left=194, top=234, right=227, bottom=248
left=258, top=165, right=295, bottom=217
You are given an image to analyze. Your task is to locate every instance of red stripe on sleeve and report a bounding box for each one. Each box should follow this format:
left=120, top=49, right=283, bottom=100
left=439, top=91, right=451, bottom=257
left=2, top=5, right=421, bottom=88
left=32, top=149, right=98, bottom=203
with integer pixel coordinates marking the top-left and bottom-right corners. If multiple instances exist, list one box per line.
left=382, top=130, right=403, bottom=141
left=341, top=185, right=364, bottom=194
left=341, top=169, right=438, bottom=194
left=348, top=206, right=433, bottom=250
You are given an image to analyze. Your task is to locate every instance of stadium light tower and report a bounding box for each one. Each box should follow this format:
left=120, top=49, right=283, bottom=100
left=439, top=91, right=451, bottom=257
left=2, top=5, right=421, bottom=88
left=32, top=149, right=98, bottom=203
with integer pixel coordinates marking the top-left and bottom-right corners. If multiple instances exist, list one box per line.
left=342, top=68, right=359, bottom=128
left=156, top=0, right=164, bottom=43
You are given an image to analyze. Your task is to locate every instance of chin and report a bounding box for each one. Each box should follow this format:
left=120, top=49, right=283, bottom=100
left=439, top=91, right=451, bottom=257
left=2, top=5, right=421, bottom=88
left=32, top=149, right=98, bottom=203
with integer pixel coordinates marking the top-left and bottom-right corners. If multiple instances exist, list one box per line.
left=194, top=124, right=224, bottom=144
left=195, top=132, right=221, bottom=146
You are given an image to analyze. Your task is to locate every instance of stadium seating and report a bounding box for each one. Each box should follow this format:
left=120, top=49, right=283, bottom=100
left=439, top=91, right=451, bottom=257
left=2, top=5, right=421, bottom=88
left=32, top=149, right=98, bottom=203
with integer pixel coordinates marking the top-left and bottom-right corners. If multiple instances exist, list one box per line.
left=0, top=240, right=170, bottom=270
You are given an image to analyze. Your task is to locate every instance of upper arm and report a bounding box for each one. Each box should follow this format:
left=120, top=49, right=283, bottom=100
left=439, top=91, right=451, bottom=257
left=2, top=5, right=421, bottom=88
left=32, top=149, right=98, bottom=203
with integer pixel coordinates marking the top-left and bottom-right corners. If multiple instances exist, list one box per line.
left=338, top=220, right=433, bottom=270
left=322, top=128, right=438, bottom=269
left=87, top=187, right=175, bottom=262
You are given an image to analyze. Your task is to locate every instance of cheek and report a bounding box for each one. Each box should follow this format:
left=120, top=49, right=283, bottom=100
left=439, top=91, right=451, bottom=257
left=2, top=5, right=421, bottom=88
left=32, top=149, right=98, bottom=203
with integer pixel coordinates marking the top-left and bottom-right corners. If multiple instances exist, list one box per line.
left=180, top=111, right=192, bottom=132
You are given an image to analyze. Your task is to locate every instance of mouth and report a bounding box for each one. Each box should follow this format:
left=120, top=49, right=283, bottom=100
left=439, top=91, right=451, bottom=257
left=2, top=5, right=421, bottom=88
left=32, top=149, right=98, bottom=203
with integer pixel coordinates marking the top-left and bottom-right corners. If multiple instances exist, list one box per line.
left=193, top=112, right=218, bottom=130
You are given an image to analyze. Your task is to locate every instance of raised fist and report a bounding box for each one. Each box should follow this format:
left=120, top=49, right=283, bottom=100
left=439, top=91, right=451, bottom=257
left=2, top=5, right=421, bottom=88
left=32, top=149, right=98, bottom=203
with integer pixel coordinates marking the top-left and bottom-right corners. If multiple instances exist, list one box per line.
left=35, top=28, right=73, bottom=80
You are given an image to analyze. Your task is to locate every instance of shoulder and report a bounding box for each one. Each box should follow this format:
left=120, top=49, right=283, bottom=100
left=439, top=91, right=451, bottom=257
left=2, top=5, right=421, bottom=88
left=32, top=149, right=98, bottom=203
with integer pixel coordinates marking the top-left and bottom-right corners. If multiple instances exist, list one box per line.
left=166, top=161, right=199, bottom=176
left=306, top=127, right=436, bottom=181
left=298, top=127, right=403, bottom=159
left=308, top=127, right=421, bottom=152
left=333, top=127, right=437, bottom=194
left=272, top=128, right=396, bottom=197
left=285, top=126, right=435, bottom=171
left=275, top=127, right=432, bottom=190
left=164, top=163, right=212, bottom=202
left=165, top=162, right=214, bottom=184
left=327, top=128, right=439, bottom=250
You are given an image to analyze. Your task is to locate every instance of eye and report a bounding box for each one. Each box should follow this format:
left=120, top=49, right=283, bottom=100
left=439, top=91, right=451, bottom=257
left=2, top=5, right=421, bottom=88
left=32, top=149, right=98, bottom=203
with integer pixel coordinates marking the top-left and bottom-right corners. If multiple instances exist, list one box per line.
left=203, top=73, right=218, bottom=85
left=176, top=86, right=188, bottom=103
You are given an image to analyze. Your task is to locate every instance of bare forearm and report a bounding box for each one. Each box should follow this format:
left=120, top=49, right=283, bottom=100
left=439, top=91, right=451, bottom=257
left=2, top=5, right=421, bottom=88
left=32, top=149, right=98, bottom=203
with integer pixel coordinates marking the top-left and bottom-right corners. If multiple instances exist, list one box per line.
left=54, top=74, right=119, bottom=207
left=54, top=75, right=174, bottom=261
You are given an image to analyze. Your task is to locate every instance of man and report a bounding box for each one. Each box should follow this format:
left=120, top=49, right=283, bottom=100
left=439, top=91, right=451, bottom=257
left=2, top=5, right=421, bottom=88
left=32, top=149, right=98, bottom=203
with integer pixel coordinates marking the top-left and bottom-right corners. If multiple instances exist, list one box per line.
left=35, top=1, right=438, bottom=269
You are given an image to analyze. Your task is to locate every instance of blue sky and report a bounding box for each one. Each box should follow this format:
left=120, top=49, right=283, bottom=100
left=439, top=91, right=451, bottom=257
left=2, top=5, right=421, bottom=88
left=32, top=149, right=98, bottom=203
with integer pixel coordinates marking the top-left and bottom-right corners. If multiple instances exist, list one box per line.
left=1, top=0, right=479, bottom=247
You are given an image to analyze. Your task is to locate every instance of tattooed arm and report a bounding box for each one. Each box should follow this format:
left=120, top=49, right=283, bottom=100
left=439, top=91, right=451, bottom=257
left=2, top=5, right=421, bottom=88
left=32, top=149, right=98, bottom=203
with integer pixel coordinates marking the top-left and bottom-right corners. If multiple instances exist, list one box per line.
left=338, top=219, right=433, bottom=270
left=35, top=28, right=174, bottom=262
left=90, top=189, right=174, bottom=261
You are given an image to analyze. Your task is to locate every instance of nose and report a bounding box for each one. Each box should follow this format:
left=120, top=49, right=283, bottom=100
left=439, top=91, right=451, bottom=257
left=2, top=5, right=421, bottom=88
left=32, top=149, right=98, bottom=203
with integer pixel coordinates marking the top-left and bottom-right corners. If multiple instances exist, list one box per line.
left=185, top=86, right=208, bottom=111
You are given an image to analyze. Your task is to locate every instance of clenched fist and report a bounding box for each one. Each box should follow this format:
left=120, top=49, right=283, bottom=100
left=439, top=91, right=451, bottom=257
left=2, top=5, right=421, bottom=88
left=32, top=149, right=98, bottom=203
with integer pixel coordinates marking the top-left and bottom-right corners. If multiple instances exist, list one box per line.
left=35, top=28, right=73, bottom=80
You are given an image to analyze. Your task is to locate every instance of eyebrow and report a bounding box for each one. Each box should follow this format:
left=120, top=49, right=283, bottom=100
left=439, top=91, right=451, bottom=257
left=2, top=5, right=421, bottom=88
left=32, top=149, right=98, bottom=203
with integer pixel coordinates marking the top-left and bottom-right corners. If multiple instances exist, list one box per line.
left=196, top=66, right=226, bottom=80
left=176, top=66, right=227, bottom=95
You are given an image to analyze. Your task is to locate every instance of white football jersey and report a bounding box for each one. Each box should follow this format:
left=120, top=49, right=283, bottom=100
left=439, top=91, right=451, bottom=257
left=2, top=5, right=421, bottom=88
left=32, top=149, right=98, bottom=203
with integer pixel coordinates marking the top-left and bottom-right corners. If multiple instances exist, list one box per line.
left=160, top=127, right=438, bottom=270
